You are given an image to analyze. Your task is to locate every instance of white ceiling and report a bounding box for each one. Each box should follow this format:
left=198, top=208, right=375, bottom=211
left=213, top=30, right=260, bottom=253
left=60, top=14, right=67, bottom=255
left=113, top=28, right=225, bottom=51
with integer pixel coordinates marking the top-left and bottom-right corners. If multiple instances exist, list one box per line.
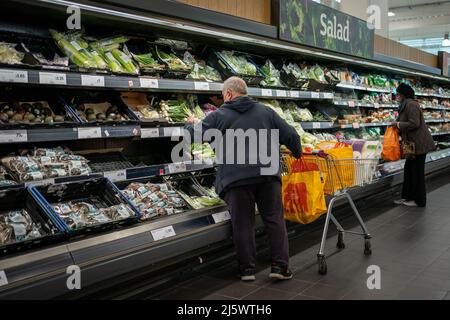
left=389, top=0, right=450, bottom=40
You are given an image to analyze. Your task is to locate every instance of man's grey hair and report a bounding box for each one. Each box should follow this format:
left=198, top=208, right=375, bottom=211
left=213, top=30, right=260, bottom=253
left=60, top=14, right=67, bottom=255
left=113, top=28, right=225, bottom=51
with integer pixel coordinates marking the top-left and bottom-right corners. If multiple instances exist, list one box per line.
left=223, top=76, right=248, bottom=95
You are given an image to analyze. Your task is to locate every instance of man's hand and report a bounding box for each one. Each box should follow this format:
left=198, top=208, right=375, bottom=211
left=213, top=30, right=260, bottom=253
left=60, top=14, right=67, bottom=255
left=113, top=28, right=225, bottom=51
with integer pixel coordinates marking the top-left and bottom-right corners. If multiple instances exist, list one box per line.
left=390, top=122, right=399, bottom=129
left=186, top=115, right=200, bottom=125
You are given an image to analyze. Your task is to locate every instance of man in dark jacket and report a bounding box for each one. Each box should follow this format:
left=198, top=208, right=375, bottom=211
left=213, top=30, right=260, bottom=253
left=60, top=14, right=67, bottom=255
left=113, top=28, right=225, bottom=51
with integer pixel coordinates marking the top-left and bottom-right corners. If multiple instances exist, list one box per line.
left=186, top=76, right=301, bottom=281
left=393, top=83, right=435, bottom=207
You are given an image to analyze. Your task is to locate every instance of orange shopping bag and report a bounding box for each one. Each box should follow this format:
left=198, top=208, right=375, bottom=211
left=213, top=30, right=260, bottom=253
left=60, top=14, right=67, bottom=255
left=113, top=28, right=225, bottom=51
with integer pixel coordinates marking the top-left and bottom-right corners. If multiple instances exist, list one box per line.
left=282, top=157, right=327, bottom=224
left=382, top=127, right=401, bottom=161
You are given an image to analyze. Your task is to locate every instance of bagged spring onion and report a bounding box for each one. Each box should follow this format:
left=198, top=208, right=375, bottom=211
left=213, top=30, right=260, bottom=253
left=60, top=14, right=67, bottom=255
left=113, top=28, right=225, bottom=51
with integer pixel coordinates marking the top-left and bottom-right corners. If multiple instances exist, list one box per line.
left=50, top=29, right=96, bottom=68
left=102, top=50, right=126, bottom=73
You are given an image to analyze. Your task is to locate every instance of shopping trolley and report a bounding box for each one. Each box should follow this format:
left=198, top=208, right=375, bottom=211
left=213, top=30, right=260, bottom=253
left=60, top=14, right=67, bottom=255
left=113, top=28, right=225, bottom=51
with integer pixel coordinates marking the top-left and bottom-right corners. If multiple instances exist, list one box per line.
left=281, top=151, right=379, bottom=275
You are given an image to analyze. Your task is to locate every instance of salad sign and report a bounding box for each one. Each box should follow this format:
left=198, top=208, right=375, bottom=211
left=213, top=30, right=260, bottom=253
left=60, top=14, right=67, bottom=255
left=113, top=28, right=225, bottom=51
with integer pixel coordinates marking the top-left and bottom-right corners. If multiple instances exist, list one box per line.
left=279, top=0, right=374, bottom=58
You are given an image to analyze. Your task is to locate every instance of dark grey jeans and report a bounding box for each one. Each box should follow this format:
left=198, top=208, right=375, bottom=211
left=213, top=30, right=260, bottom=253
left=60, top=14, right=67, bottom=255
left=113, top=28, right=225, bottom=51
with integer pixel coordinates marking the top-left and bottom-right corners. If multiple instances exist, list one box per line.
left=224, top=180, right=289, bottom=272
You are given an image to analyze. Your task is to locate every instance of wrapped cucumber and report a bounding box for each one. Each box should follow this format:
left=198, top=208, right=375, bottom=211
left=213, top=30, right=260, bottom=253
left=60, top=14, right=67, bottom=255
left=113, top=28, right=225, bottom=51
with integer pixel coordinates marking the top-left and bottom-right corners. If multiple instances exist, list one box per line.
left=88, top=49, right=108, bottom=69
left=50, top=29, right=96, bottom=68
left=111, top=49, right=139, bottom=74
left=103, top=51, right=126, bottom=73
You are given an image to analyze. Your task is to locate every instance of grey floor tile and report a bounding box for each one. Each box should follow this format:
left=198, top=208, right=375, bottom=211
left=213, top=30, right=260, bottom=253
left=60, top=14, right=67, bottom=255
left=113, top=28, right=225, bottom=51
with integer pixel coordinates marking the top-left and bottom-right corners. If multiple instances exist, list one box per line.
left=214, top=282, right=260, bottom=300
left=159, top=287, right=210, bottom=300
left=301, top=283, right=354, bottom=300
left=242, top=287, right=298, bottom=300
left=263, top=279, right=314, bottom=294
left=180, top=275, right=235, bottom=293
left=341, top=287, right=395, bottom=300
left=290, top=294, right=324, bottom=300
left=202, top=294, right=239, bottom=300
left=394, top=285, right=447, bottom=300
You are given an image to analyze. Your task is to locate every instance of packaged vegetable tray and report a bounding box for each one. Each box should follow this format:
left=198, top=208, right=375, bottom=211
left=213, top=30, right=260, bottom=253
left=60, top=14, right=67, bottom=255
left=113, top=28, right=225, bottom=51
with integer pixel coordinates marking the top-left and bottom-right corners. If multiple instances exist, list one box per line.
left=121, top=92, right=169, bottom=124
left=208, top=49, right=264, bottom=86
left=0, top=90, right=80, bottom=128
left=123, top=38, right=166, bottom=76
left=115, top=176, right=192, bottom=221
left=0, top=187, right=65, bottom=256
left=152, top=43, right=192, bottom=79
left=32, top=177, right=140, bottom=236
left=280, top=62, right=309, bottom=89
left=251, top=58, right=288, bottom=89
left=64, top=91, right=139, bottom=126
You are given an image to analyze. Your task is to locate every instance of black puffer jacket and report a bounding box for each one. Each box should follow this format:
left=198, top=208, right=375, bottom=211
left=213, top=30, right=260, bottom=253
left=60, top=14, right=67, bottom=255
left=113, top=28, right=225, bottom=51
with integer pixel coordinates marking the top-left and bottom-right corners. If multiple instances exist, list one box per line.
left=186, top=96, right=301, bottom=196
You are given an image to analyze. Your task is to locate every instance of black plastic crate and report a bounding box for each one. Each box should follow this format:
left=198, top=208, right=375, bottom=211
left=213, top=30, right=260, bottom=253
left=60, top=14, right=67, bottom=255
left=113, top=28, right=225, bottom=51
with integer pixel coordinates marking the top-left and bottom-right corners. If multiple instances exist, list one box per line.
left=63, top=90, right=139, bottom=126
left=0, top=187, right=65, bottom=256
left=208, top=49, right=264, bottom=86
left=116, top=176, right=192, bottom=221
left=0, top=89, right=80, bottom=128
left=152, top=43, right=191, bottom=79
left=84, top=152, right=134, bottom=173
left=279, top=62, right=309, bottom=89
left=32, top=177, right=140, bottom=236
left=123, top=38, right=166, bottom=77
left=249, top=58, right=289, bottom=89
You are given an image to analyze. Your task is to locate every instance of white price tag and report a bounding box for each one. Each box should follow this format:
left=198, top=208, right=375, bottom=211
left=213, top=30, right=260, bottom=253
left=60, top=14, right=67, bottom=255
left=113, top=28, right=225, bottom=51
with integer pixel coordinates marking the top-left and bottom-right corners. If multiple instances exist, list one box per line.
left=352, top=122, right=360, bottom=129
left=311, top=92, right=320, bottom=99
left=348, top=101, right=356, bottom=108
left=312, top=122, right=321, bottom=129
left=139, top=78, right=159, bottom=88
left=77, top=127, right=101, bottom=139
left=323, top=92, right=334, bottom=99
left=373, top=103, right=380, bottom=108
left=151, top=226, right=176, bottom=241
left=194, top=81, right=210, bottom=91
left=167, top=162, right=187, bottom=174
left=261, top=89, right=272, bottom=97
left=104, top=170, right=126, bottom=182
left=289, top=91, right=300, bottom=98
left=0, top=270, right=8, bottom=287
left=212, top=211, right=231, bottom=224
left=164, top=127, right=183, bottom=137
left=0, top=69, right=28, bottom=83
left=39, top=72, right=67, bottom=85
left=81, top=75, right=105, bottom=87
left=276, top=90, right=287, bottom=97
left=25, top=178, right=55, bottom=187
left=141, top=128, right=160, bottom=138
left=0, top=130, right=27, bottom=143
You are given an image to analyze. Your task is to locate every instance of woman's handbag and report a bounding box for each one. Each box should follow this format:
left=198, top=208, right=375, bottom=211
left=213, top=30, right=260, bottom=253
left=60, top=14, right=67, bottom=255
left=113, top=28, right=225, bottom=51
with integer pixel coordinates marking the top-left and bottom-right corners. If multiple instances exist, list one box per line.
left=401, top=137, right=416, bottom=159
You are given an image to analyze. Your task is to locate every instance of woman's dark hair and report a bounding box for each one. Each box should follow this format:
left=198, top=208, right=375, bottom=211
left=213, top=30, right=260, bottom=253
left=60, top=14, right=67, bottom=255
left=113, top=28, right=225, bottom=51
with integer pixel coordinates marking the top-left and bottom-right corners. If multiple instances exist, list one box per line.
left=396, top=83, right=415, bottom=99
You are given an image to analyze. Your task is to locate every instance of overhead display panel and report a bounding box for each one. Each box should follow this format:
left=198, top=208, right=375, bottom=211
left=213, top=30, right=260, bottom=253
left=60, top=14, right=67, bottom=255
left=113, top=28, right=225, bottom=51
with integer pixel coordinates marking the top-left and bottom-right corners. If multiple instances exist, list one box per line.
left=279, top=0, right=374, bottom=59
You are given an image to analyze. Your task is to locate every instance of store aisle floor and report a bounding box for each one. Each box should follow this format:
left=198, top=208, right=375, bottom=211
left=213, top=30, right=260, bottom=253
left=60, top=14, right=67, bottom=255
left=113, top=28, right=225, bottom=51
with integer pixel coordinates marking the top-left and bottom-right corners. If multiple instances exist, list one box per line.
left=154, top=172, right=450, bottom=300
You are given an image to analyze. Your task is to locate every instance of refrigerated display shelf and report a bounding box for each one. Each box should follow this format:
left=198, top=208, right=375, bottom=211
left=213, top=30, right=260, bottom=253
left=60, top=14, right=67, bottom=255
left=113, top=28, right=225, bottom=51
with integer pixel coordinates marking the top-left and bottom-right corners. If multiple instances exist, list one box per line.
left=1, top=149, right=449, bottom=299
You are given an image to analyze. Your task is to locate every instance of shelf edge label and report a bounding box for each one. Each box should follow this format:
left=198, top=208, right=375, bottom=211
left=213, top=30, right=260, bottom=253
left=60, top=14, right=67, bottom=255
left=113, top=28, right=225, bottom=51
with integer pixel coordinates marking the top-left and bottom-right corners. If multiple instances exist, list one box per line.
left=194, top=81, right=210, bottom=91
left=311, top=92, right=320, bottom=99
left=81, top=75, right=105, bottom=87
left=139, top=78, right=159, bottom=88
left=39, top=72, right=67, bottom=85
left=77, top=127, right=102, bottom=139
left=289, top=91, right=300, bottom=98
left=151, top=225, right=176, bottom=241
left=141, top=128, right=160, bottom=138
left=0, top=69, right=28, bottom=83
left=167, top=162, right=187, bottom=174
left=0, top=130, right=27, bottom=143
left=104, top=170, right=127, bottom=182
left=212, top=211, right=231, bottom=224
left=261, top=89, right=272, bottom=96
left=276, top=90, right=287, bottom=97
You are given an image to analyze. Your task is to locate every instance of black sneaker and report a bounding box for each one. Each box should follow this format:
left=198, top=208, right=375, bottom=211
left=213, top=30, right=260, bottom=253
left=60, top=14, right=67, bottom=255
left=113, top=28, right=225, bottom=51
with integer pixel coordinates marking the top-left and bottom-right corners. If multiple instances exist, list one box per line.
left=269, top=266, right=293, bottom=280
left=240, top=268, right=256, bottom=281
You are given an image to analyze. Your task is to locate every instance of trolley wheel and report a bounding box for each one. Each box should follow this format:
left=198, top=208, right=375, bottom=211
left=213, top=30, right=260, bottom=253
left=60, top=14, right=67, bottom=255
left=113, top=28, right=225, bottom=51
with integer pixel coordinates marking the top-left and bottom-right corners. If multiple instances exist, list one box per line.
left=318, top=256, right=327, bottom=275
left=364, top=239, right=372, bottom=256
left=336, top=232, right=345, bottom=249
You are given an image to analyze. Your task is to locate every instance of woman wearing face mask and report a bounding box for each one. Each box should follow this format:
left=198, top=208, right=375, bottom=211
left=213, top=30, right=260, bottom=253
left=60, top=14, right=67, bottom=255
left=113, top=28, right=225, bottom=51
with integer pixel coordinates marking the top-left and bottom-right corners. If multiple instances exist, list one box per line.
left=392, top=83, right=435, bottom=207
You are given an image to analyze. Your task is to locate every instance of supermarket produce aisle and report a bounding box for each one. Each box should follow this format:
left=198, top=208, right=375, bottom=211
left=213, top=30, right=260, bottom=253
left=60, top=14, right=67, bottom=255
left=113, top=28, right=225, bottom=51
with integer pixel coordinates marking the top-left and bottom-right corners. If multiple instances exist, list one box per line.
left=150, top=170, right=450, bottom=300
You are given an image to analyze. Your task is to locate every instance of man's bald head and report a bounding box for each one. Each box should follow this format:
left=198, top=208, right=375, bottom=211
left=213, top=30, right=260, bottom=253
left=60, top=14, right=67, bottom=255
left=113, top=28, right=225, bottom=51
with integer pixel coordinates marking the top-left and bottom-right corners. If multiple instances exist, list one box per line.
left=222, top=76, right=248, bottom=102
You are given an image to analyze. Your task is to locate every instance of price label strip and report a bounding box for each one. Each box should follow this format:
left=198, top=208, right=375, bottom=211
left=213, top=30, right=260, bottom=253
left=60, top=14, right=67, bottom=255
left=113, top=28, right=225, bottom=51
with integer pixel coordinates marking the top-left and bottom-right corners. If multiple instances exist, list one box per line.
left=163, top=127, right=183, bottom=137
left=0, top=69, right=28, bottom=83
left=311, top=92, right=320, bottom=99
left=289, top=91, right=300, bottom=98
left=25, top=178, right=55, bottom=187
left=194, top=81, right=210, bottom=91
left=151, top=226, right=176, bottom=241
left=276, top=90, right=287, bottom=97
left=167, top=162, right=187, bottom=174
left=139, top=78, right=159, bottom=88
left=352, top=122, right=360, bottom=129
left=81, top=75, right=105, bottom=87
left=141, top=128, right=160, bottom=138
left=77, top=127, right=101, bottom=139
left=0, top=130, right=27, bottom=143
left=39, top=72, right=67, bottom=85
left=104, top=170, right=127, bottom=182
left=312, top=122, right=321, bottom=129
left=348, top=101, right=356, bottom=108
left=212, top=211, right=231, bottom=224
left=323, top=92, right=334, bottom=99
left=261, top=89, right=272, bottom=97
